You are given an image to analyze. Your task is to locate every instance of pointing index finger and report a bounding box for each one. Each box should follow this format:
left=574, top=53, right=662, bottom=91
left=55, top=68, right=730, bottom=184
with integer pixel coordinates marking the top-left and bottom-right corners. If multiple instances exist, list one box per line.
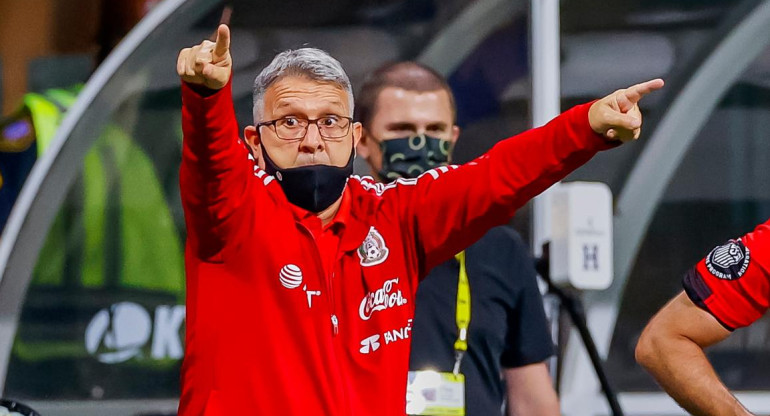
left=213, top=24, right=230, bottom=58
left=624, top=78, right=665, bottom=105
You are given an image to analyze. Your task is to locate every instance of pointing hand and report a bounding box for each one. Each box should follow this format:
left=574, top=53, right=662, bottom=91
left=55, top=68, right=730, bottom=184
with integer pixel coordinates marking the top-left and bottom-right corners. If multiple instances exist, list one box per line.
left=176, top=24, right=232, bottom=90
left=588, top=79, right=665, bottom=142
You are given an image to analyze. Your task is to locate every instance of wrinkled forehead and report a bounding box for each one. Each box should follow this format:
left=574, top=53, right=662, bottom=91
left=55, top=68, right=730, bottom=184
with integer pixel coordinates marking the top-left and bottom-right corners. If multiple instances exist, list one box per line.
left=262, top=76, right=352, bottom=117
left=373, top=87, right=454, bottom=125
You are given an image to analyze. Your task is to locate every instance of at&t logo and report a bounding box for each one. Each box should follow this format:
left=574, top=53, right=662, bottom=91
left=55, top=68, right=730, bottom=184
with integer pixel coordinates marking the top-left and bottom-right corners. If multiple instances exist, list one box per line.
left=280, top=264, right=303, bottom=289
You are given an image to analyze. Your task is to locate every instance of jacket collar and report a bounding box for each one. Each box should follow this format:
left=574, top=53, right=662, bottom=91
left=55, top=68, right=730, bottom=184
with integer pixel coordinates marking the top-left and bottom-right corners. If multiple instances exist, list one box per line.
left=287, top=183, right=371, bottom=254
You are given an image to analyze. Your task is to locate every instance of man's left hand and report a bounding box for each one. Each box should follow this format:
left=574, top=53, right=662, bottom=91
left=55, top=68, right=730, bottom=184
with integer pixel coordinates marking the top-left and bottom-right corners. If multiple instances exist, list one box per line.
left=589, top=79, right=665, bottom=142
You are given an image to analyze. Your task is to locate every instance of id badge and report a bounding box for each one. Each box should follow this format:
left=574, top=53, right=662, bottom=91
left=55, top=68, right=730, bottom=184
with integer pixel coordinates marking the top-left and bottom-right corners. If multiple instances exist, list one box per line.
left=406, top=370, right=465, bottom=416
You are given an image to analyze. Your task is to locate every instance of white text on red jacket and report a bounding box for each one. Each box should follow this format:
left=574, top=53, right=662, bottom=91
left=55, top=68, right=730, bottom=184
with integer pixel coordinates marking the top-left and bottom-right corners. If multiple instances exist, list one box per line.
left=359, top=278, right=408, bottom=320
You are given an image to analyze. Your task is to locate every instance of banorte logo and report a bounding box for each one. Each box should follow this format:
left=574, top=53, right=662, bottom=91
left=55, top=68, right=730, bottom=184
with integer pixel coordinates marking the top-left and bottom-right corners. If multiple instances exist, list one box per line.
left=359, top=278, right=408, bottom=320
left=359, top=334, right=381, bottom=354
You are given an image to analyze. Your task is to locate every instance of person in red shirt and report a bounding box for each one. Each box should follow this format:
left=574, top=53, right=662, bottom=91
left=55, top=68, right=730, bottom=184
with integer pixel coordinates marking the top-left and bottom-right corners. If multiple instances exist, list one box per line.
left=176, top=24, right=663, bottom=416
left=636, top=220, right=770, bottom=416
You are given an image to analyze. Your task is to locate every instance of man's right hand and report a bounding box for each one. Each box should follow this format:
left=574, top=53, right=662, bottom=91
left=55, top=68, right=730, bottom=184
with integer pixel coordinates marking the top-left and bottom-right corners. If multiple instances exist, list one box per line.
left=177, top=24, right=231, bottom=90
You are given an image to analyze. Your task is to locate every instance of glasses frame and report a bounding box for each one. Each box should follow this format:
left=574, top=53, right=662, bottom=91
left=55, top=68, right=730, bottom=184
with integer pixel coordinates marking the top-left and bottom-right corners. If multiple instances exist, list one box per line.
left=257, top=116, right=354, bottom=141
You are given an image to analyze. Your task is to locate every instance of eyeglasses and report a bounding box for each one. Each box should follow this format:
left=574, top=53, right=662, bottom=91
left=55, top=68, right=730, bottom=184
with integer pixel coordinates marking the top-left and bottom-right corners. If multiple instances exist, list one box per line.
left=257, top=116, right=353, bottom=140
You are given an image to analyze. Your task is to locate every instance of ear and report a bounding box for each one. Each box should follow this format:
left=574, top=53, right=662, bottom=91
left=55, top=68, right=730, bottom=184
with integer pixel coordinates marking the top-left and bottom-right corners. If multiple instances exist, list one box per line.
left=244, top=125, right=260, bottom=158
left=352, top=121, right=363, bottom=148
left=449, top=125, right=461, bottom=144
left=447, top=125, right=461, bottom=164
left=356, top=124, right=370, bottom=160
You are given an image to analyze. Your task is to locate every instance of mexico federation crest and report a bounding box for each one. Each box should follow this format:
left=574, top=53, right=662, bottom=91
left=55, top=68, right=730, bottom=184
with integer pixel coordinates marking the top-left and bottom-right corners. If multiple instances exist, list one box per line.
left=705, top=239, right=750, bottom=280
left=358, top=227, right=389, bottom=267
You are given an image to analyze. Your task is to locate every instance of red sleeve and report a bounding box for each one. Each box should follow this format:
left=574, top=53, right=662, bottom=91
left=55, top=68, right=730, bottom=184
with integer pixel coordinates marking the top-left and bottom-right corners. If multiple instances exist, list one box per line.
left=179, top=79, right=264, bottom=260
left=683, top=220, right=770, bottom=330
left=377, top=102, right=616, bottom=275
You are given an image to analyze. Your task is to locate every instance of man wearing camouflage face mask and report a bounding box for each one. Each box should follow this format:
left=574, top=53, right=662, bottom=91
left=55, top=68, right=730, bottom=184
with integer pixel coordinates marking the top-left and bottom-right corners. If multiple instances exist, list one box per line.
left=357, top=62, right=560, bottom=416
left=376, top=132, right=453, bottom=180
left=357, top=63, right=460, bottom=181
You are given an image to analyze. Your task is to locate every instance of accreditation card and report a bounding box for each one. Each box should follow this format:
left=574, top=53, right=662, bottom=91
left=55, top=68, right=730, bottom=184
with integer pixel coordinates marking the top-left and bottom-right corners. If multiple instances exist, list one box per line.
left=406, top=370, right=465, bottom=416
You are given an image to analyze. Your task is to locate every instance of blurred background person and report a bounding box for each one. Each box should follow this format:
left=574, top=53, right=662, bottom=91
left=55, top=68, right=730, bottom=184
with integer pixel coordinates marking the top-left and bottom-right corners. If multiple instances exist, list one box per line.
left=0, top=0, right=162, bottom=231
left=0, top=0, right=184, bottom=404
left=356, top=61, right=559, bottom=416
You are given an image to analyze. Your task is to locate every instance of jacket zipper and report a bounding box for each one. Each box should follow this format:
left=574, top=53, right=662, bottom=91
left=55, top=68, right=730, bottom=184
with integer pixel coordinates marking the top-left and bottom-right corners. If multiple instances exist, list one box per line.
left=297, top=223, right=352, bottom=415
left=297, top=223, right=339, bottom=336
left=330, top=275, right=339, bottom=335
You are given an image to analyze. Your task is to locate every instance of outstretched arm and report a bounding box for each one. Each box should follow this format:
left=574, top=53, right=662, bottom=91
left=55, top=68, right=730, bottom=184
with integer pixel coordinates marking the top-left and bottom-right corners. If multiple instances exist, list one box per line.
left=636, top=292, right=752, bottom=416
left=388, top=79, right=664, bottom=274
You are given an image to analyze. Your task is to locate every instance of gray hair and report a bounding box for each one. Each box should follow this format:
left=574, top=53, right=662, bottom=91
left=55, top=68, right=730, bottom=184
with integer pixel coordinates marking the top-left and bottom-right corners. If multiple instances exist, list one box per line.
left=252, top=47, right=354, bottom=121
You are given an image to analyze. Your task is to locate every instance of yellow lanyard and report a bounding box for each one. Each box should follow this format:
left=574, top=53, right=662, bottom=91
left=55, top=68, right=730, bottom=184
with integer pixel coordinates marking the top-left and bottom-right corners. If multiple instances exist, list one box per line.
left=452, top=250, right=471, bottom=375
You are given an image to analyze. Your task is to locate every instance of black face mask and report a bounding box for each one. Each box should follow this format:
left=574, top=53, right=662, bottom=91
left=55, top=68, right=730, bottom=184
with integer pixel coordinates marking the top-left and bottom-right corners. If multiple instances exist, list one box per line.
left=261, top=145, right=354, bottom=213
left=378, top=134, right=451, bottom=180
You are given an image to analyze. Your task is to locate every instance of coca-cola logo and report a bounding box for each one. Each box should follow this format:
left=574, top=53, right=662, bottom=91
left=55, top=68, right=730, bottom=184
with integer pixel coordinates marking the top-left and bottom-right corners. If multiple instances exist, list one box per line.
left=359, top=278, right=408, bottom=320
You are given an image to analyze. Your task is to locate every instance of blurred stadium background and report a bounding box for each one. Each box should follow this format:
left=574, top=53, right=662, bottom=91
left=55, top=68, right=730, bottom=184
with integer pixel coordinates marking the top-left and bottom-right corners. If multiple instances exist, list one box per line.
left=0, top=0, right=769, bottom=414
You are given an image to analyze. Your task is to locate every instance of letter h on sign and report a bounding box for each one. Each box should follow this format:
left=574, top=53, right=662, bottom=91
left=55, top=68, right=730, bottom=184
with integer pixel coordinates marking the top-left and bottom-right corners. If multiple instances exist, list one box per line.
left=583, top=244, right=599, bottom=271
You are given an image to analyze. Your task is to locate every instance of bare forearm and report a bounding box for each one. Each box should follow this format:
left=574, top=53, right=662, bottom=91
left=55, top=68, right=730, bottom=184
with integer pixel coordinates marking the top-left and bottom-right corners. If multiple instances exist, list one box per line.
left=637, top=335, right=752, bottom=416
left=504, top=363, right=560, bottom=416
left=506, top=391, right=559, bottom=416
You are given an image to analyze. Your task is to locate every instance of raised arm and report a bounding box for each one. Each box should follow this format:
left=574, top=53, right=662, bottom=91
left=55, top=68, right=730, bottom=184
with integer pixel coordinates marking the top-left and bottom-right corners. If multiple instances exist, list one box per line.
left=635, top=292, right=750, bottom=416
left=390, top=80, right=663, bottom=273
left=178, top=25, right=257, bottom=258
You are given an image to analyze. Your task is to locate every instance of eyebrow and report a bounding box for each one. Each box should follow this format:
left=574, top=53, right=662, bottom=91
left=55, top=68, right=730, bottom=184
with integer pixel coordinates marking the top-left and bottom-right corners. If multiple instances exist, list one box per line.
left=426, top=122, right=449, bottom=130
left=386, top=122, right=417, bottom=131
left=385, top=122, right=449, bottom=131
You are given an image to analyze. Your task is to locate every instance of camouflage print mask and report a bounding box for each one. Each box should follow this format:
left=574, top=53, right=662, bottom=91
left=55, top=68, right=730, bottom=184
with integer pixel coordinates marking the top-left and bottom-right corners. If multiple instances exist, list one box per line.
left=378, top=134, right=451, bottom=180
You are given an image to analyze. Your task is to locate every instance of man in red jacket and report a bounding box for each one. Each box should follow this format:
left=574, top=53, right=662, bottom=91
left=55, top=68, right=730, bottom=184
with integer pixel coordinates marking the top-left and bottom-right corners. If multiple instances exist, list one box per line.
left=176, top=24, right=663, bottom=416
left=636, top=219, right=770, bottom=416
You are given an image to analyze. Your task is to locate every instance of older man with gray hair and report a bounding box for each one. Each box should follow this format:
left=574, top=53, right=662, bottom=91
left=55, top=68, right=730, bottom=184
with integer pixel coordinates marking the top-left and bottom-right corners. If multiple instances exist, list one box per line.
left=176, top=25, right=663, bottom=416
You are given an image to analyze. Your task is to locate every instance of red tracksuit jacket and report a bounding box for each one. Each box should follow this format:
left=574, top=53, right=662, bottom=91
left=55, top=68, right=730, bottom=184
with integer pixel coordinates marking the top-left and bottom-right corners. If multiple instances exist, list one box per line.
left=178, top=80, right=612, bottom=415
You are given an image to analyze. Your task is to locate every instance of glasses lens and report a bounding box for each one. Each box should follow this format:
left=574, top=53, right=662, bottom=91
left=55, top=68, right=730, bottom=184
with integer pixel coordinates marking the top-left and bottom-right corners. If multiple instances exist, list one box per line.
left=272, top=116, right=351, bottom=139
left=275, top=117, right=308, bottom=140
left=318, top=116, right=350, bottom=138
